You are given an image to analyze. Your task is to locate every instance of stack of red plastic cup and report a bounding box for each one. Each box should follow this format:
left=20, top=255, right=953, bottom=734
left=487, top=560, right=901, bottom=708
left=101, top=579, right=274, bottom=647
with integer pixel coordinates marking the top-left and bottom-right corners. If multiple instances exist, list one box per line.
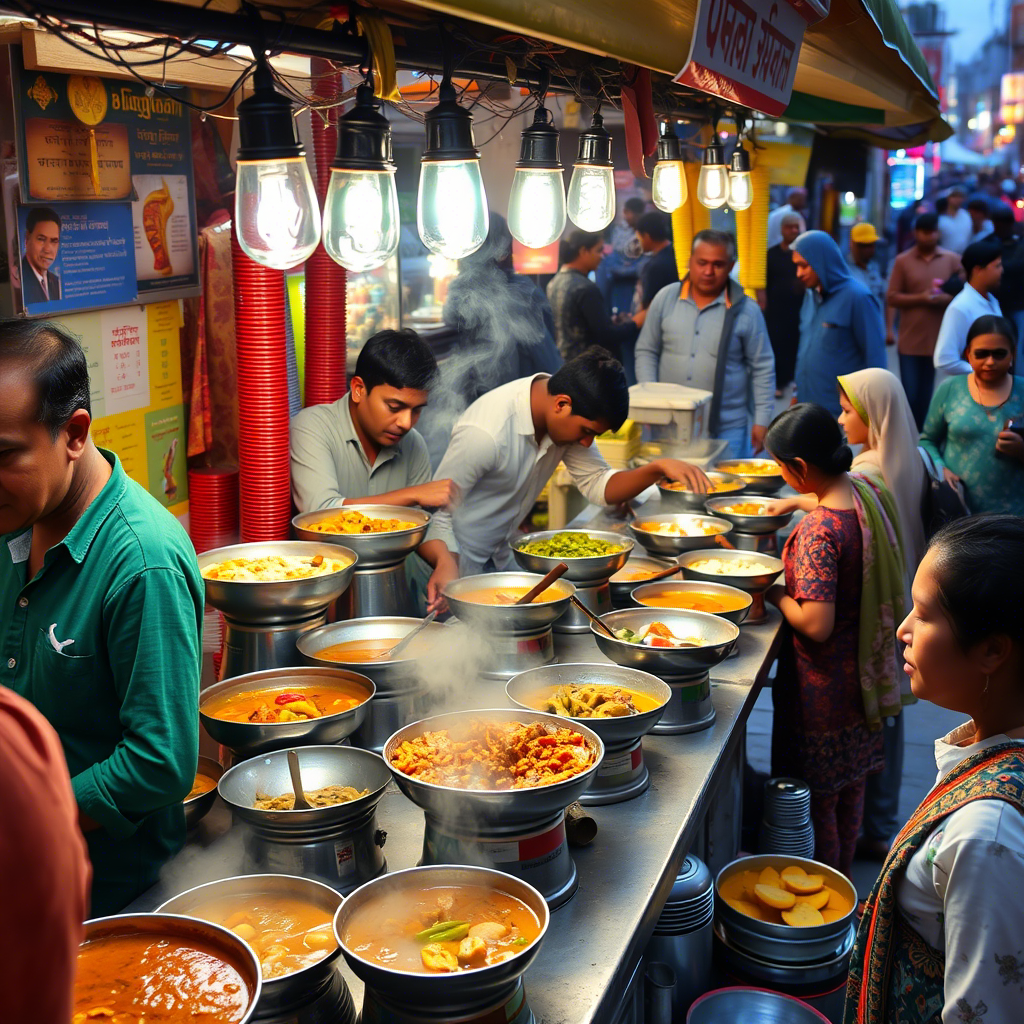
left=188, top=466, right=239, bottom=554
left=232, top=231, right=292, bottom=542
left=304, top=56, right=348, bottom=408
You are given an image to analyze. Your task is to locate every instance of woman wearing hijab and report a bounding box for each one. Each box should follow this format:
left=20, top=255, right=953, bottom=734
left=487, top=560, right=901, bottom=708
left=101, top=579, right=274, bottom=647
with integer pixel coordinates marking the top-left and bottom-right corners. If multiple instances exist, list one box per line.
left=791, top=230, right=887, bottom=416
left=770, top=369, right=925, bottom=858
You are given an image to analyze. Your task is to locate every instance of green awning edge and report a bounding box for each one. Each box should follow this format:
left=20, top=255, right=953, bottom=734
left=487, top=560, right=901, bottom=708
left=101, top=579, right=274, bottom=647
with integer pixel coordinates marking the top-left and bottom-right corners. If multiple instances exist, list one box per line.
left=858, top=0, right=939, bottom=99
left=784, top=92, right=886, bottom=124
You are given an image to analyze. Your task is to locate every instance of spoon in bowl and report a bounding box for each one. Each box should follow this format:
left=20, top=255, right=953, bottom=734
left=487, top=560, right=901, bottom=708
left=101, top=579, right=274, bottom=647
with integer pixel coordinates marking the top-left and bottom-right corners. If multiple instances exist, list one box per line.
left=287, top=749, right=312, bottom=810
left=383, top=611, right=437, bottom=659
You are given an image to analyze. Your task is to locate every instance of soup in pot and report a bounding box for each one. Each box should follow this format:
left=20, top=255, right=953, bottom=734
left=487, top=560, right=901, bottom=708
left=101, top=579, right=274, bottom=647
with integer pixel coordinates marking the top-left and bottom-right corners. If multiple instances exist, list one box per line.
left=202, top=681, right=367, bottom=724
left=456, top=586, right=565, bottom=605
left=637, top=590, right=749, bottom=614
left=343, top=885, right=541, bottom=973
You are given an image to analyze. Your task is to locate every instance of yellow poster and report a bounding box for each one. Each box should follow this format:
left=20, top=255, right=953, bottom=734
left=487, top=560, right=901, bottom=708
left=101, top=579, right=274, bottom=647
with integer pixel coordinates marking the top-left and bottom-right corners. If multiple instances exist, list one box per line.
left=147, top=300, right=183, bottom=410
left=91, top=408, right=147, bottom=488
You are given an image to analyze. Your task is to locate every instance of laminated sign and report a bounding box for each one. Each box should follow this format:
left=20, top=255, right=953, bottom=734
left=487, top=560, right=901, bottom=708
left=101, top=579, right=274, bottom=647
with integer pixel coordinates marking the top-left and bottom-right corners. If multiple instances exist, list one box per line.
left=674, top=0, right=826, bottom=116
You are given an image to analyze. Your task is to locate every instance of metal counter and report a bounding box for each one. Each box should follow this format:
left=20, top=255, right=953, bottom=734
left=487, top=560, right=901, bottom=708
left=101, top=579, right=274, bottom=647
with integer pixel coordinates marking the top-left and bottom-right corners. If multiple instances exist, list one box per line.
left=129, top=612, right=783, bottom=1024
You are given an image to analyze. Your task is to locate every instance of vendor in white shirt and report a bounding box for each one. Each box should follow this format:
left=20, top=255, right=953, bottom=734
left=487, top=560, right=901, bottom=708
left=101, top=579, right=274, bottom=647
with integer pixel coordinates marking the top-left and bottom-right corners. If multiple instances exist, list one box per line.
left=431, top=346, right=710, bottom=576
left=932, top=241, right=1003, bottom=391
left=844, top=514, right=1024, bottom=1024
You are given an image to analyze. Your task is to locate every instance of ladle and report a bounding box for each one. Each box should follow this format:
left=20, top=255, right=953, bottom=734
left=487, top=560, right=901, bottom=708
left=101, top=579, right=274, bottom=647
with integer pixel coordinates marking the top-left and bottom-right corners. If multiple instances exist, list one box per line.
left=569, top=595, right=618, bottom=639
left=644, top=563, right=683, bottom=582
left=496, top=562, right=569, bottom=605
left=383, top=611, right=437, bottom=659
left=287, top=748, right=312, bottom=810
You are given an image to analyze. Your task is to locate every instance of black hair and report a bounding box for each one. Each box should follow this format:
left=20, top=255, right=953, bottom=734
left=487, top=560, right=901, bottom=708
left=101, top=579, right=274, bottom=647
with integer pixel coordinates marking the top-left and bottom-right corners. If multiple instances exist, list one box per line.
left=352, top=329, right=438, bottom=392
left=929, top=514, right=1024, bottom=651
left=636, top=211, right=671, bottom=242
left=560, top=229, right=603, bottom=266
left=546, top=345, right=629, bottom=431
left=992, top=204, right=1016, bottom=225
left=966, top=197, right=990, bottom=214
left=963, top=313, right=1017, bottom=364
left=624, top=197, right=646, bottom=215
left=0, top=319, right=90, bottom=437
left=914, top=212, right=939, bottom=233
left=962, top=240, right=1002, bottom=279
left=26, top=207, right=61, bottom=234
left=764, top=402, right=853, bottom=476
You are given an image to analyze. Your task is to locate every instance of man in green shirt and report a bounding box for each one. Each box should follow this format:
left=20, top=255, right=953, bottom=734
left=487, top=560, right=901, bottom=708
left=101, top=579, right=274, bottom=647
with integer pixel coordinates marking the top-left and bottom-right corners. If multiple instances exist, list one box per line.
left=290, top=329, right=459, bottom=612
left=0, top=319, right=203, bottom=915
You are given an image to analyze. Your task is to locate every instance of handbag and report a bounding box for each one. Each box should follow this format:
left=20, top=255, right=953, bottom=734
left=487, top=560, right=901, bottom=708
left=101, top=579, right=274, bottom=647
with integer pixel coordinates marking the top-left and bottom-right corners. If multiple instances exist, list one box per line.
left=918, top=447, right=970, bottom=540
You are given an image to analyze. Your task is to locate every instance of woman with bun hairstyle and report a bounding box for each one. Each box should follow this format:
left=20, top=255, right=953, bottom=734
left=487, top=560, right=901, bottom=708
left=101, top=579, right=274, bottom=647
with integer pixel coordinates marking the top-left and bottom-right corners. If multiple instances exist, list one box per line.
left=764, top=403, right=907, bottom=874
left=845, top=515, right=1024, bottom=1024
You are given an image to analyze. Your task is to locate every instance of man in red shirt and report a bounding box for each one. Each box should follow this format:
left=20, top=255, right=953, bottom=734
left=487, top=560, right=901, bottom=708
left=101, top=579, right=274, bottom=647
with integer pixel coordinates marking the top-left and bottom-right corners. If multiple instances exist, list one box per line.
left=0, top=685, right=91, bottom=1022
left=886, top=212, right=963, bottom=428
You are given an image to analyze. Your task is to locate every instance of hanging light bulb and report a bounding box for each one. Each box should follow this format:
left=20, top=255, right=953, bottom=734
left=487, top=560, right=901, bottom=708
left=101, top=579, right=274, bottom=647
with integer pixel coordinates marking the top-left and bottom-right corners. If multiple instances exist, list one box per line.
left=322, top=84, right=399, bottom=271
left=651, top=122, right=687, bottom=213
left=696, top=139, right=729, bottom=210
left=507, top=105, right=566, bottom=249
left=234, top=56, right=321, bottom=269
left=417, top=80, right=488, bottom=259
left=728, top=145, right=753, bottom=211
left=567, top=110, right=615, bottom=231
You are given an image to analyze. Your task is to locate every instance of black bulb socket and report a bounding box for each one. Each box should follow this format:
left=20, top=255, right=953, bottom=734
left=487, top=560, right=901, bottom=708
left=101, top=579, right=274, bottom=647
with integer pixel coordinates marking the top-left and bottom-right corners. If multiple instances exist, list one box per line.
left=236, top=63, right=305, bottom=162
left=656, top=123, right=683, bottom=163
left=730, top=147, right=751, bottom=174
left=575, top=111, right=613, bottom=167
left=422, top=81, right=480, bottom=162
left=516, top=106, right=562, bottom=170
left=332, top=84, right=395, bottom=172
left=702, top=140, right=726, bottom=167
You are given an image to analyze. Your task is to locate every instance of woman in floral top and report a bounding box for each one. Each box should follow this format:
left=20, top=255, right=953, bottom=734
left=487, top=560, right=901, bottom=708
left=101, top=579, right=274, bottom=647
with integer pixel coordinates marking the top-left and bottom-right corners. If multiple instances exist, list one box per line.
left=844, top=515, right=1024, bottom=1024
left=921, top=314, right=1024, bottom=516
left=765, top=404, right=906, bottom=875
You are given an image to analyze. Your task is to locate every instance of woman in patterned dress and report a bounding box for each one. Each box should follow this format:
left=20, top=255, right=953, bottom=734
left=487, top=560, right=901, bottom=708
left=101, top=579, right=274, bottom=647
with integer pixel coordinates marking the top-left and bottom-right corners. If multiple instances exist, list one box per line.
left=844, top=515, right=1024, bottom=1024
left=764, top=404, right=905, bottom=875
left=921, top=314, right=1024, bottom=516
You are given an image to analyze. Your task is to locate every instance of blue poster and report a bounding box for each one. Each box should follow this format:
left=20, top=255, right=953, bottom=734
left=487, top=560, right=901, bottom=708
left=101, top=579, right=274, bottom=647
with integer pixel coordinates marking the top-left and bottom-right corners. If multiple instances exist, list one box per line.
left=16, top=202, right=137, bottom=315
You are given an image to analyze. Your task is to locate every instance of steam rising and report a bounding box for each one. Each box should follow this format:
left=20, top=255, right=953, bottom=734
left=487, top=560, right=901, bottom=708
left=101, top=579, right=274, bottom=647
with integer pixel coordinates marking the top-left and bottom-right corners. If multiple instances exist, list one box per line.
left=418, top=212, right=561, bottom=467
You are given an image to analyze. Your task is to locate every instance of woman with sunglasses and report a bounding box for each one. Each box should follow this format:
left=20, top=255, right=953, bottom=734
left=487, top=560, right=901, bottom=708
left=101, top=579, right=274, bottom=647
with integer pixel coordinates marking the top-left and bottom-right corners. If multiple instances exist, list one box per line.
left=920, top=314, right=1024, bottom=516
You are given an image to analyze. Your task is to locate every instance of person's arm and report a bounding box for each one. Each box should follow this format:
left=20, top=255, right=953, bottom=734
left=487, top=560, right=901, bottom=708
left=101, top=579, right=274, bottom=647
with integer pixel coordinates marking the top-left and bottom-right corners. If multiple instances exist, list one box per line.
left=767, top=589, right=836, bottom=642
left=766, top=494, right=818, bottom=515
left=72, top=567, right=201, bottom=838
left=920, top=381, right=953, bottom=480
left=933, top=307, right=972, bottom=377
left=430, top=424, right=499, bottom=567
left=741, top=304, right=777, bottom=451
left=936, top=829, right=1024, bottom=1024
left=852, top=292, right=887, bottom=369
left=577, top=282, right=642, bottom=348
left=764, top=519, right=839, bottom=642
left=634, top=287, right=670, bottom=382
left=602, top=458, right=712, bottom=504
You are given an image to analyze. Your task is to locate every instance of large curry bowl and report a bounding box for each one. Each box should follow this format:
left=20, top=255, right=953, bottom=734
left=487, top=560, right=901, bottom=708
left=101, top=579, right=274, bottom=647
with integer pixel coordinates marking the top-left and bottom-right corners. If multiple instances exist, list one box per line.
left=511, top=529, right=634, bottom=584
left=293, top=504, right=431, bottom=569
left=443, top=572, right=575, bottom=632
left=383, top=708, right=603, bottom=826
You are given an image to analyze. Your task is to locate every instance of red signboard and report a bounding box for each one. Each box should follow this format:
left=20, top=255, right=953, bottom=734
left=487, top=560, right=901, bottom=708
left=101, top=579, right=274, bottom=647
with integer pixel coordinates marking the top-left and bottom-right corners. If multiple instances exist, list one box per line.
left=512, top=238, right=559, bottom=275
left=673, top=0, right=823, bottom=115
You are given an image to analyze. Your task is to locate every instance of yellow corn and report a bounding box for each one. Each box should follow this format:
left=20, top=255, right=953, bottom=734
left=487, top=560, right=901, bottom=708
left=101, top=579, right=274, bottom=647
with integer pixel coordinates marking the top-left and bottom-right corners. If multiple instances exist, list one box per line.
left=672, top=196, right=693, bottom=279
left=746, top=157, right=770, bottom=291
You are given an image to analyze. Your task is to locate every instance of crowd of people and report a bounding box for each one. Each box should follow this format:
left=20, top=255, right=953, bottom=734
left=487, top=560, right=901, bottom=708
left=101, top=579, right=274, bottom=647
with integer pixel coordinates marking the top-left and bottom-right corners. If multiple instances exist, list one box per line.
left=2, top=176, right=1023, bottom=1024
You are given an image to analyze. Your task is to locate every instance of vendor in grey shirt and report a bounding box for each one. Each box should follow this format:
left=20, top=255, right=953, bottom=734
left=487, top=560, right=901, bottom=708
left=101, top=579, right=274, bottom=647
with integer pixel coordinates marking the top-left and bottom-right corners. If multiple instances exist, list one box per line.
left=432, top=347, right=711, bottom=575
left=290, top=329, right=459, bottom=612
left=635, top=229, right=776, bottom=458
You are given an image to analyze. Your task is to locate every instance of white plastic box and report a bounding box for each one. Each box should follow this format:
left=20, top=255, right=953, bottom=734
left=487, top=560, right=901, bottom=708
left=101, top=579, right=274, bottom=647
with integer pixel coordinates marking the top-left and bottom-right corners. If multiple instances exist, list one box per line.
left=628, top=382, right=713, bottom=453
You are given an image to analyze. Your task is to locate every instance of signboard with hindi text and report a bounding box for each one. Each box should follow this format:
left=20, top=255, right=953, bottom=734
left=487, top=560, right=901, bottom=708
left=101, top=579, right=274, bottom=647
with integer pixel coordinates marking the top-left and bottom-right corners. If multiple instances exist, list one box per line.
left=674, top=0, right=824, bottom=116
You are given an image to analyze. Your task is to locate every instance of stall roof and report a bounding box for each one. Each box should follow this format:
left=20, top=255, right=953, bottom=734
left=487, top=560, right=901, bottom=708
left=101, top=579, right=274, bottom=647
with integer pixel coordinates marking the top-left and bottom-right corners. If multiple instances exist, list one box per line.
left=396, top=0, right=950, bottom=145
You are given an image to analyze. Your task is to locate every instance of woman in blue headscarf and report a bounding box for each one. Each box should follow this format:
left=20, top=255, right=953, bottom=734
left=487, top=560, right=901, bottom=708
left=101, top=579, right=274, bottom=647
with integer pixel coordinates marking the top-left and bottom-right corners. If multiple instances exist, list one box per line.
left=791, top=230, right=887, bottom=416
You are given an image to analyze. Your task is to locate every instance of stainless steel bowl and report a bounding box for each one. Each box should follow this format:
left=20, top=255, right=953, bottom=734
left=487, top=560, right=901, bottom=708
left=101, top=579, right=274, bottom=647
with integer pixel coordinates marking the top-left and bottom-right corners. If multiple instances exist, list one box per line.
left=296, top=616, right=447, bottom=689
left=334, top=865, right=549, bottom=1015
left=704, top=495, right=794, bottom=535
left=218, top=745, right=391, bottom=832
left=630, top=580, right=753, bottom=626
left=383, top=708, right=603, bottom=824
left=78, top=913, right=262, bottom=1022
left=199, top=667, right=375, bottom=757
left=199, top=541, right=358, bottom=624
left=714, top=854, right=858, bottom=964
left=511, top=529, right=634, bottom=583
left=629, top=513, right=733, bottom=557
left=184, top=755, right=224, bottom=830
left=293, top=505, right=431, bottom=569
left=677, top=548, right=784, bottom=594
left=444, top=572, right=575, bottom=632
left=688, top=986, right=832, bottom=1024
left=715, top=459, right=786, bottom=495
left=609, top=555, right=677, bottom=605
left=591, top=608, right=739, bottom=676
left=506, top=663, right=670, bottom=747
left=158, top=874, right=344, bottom=1015
left=657, top=471, right=747, bottom=511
